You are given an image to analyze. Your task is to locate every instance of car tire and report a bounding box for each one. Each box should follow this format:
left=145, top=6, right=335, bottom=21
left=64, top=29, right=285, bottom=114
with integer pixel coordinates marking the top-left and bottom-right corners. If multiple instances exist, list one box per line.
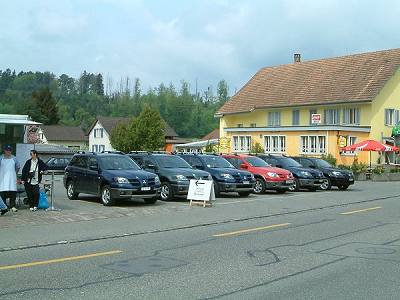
left=288, top=178, right=300, bottom=192
left=276, top=189, right=286, bottom=194
left=160, top=182, right=173, bottom=201
left=320, top=178, right=332, bottom=190
left=101, top=185, right=116, bottom=206
left=238, top=191, right=250, bottom=197
left=144, top=197, right=158, bottom=204
left=338, top=184, right=349, bottom=191
left=213, top=181, right=221, bottom=197
left=253, top=178, right=266, bottom=194
left=67, top=181, right=79, bottom=200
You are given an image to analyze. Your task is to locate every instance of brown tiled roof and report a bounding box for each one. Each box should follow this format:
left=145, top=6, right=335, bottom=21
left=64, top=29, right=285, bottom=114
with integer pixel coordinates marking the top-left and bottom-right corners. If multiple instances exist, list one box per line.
left=218, top=48, right=400, bottom=115
left=89, top=116, right=179, bottom=138
left=201, top=128, right=219, bottom=141
left=41, top=125, right=87, bottom=142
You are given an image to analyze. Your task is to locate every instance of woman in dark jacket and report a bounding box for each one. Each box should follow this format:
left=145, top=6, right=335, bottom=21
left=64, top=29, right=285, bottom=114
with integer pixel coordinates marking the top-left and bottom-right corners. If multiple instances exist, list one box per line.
left=21, top=150, right=48, bottom=211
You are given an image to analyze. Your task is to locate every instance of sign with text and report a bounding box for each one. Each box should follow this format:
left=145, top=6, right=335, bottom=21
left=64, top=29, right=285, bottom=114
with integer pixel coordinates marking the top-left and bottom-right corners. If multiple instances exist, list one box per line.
left=187, top=180, right=215, bottom=206
left=311, top=114, right=321, bottom=124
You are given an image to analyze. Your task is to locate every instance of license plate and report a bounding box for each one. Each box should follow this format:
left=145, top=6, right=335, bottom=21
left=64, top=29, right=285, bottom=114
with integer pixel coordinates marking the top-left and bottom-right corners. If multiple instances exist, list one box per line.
left=141, top=187, right=151, bottom=191
left=243, top=181, right=250, bottom=184
left=286, top=180, right=294, bottom=184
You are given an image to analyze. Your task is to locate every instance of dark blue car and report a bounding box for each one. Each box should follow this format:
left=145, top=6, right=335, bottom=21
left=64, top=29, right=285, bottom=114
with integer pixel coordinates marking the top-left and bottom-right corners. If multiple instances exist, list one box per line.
left=177, top=153, right=255, bottom=197
left=63, top=152, right=161, bottom=206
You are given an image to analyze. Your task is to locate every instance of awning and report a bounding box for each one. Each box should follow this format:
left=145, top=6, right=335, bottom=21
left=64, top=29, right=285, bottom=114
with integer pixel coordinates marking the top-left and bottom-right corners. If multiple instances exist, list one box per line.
left=0, top=114, right=41, bottom=125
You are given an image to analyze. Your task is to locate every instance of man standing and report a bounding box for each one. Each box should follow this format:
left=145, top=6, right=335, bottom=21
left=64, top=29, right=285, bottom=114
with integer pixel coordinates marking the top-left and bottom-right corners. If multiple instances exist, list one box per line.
left=0, top=144, right=20, bottom=212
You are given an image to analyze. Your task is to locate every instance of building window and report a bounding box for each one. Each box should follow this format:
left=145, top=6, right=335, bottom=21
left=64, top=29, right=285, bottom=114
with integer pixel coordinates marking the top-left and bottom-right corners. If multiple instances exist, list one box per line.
left=250, top=123, right=256, bottom=128
left=237, top=124, right=243, bottom=128
left=385, top=109, right=400, bottom=126
left=324, top=109, right=340, bottom=125
left=343, top=108, right=360, bottom=125
left=309, top=109, right=317, bottom=125
left=292, top=110, right=300, bottom=125
left=264, top=135, right=286, bottom=153
left=232, top=136, right=251, bottom=152
left=92, top=145, right=98, bottom=152
left=342, top=136, right=357, bottom=155
left=268, top=111, right=281, bottom=126
left=300, top=135, right=326, bottom=154
left=94, top=128, right=104, bottom=138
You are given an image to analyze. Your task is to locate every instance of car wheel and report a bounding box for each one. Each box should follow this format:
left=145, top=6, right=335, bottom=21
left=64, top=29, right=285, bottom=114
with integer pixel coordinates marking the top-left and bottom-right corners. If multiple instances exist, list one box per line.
left=67, top=181, right=79, bottom=200
left=160, top=182, right=173, bottom=201
left=288, top=178, right=300, bottom=192
left=253, top=178, right=266, bottom=194
left=101, top=185, right=115, bottom=206
left=276, top=189, right=286, bottom=194
left=320, top=178, right=332, bottom=190
left=144, top=197, right=158, bottom=204
left=338, top=184, right=349, bottom=191
left=238, top=191, right=250, bottom=197
left=213, top=181, right=221, bottom=197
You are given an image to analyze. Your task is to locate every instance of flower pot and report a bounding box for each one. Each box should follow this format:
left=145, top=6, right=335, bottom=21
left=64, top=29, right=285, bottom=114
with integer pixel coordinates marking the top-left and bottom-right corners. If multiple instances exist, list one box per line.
left=371, top=173, right=390, bottom=182
left=354, top=173, right=367, bottom=181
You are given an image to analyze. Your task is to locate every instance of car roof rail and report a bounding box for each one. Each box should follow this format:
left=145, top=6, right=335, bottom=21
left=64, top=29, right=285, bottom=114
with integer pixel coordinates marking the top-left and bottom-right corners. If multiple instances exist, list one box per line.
left=128, top=151, right=149, bottom=154
left=100, top=150, right=125, bottom=155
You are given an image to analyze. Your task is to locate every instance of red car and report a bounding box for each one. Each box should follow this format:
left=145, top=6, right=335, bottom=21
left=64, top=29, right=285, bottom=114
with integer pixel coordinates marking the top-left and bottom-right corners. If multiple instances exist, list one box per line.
left=222, top=154, right=294, bottom=194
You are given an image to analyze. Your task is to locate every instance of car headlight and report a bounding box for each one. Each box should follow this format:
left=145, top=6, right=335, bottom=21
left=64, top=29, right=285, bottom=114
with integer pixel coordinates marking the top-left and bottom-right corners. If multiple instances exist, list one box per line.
left=154, top=176, right=160, bottom=184
left=175, top=174, right=188, bottom=181
left=299, top=171, right=312, bottom=177
left=330, top=171, right=342, bottom=176
left=114, top=177, right=129, bottom=184
left=267, top=172, right=279, bottom=178
left=220, top=173, right=234, bottom=180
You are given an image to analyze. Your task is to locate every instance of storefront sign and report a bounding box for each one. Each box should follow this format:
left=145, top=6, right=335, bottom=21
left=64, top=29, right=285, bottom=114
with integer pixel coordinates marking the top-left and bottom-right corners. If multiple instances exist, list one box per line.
left=338, top=135, right=347, bottom=147
left=311, top=114, right=321, bottom=124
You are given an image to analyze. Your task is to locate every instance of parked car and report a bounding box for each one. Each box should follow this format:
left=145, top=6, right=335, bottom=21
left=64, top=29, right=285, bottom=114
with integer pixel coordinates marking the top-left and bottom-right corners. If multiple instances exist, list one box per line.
left=45, top=157, right=71, bottom=171
left=291, top=157, right=354, bottom=190
left=256, top=154, right=326, bottom=192
left=222, top=154, right=294, bottom=194
left=128, top=152, right=212, bottom=201
left=63, top=152, right=160, bottom=206
left=177, top=153, right=255, bottom=197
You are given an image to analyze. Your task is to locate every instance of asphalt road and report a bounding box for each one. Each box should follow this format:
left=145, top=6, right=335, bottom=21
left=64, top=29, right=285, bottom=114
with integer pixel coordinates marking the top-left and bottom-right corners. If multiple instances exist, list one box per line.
left=0, top=181, right=400, bottom=299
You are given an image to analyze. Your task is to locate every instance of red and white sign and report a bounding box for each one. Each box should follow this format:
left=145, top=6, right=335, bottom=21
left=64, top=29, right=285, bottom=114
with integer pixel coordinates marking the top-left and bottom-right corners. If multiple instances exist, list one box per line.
left=311, top=114, right=321, bottom=124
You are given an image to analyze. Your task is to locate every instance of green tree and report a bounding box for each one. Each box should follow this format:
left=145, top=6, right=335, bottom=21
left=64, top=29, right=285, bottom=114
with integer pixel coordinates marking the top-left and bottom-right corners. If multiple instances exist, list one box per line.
left=31, top=86, right=59, bottom=124
left=217, top=80, right=229, bottom=104
left=110, top=119, right=136, bottom=153
left=135, top=106, right=165, bottom=151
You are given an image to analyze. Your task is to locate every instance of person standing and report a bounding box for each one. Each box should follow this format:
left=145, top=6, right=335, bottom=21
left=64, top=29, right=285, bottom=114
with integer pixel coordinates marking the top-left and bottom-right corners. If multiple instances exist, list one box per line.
left=0, top=144, right=20, bottom=212
left=21, top=150, right=48, bottom=211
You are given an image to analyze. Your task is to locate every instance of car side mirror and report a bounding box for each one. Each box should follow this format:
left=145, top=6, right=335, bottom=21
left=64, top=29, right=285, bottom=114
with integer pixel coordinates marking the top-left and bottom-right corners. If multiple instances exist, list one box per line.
left=147, top=164, right=157, bottom=170
left=276, top=164, right=282, bottom=168
left=194, top=165, right=203, bottom=170
left=240, top=164, right=248, bottom=169
left=309, top=165, right=316, bottom=169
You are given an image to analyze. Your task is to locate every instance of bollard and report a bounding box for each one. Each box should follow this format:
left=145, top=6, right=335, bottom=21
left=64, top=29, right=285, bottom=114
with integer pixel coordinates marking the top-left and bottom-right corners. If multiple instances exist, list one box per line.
left=46, top=170, right=61, bottom=212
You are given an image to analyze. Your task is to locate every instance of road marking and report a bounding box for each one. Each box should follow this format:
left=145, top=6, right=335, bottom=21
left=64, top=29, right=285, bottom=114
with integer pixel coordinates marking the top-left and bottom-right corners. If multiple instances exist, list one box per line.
left=213, top=223, right=291, bottom=237
left=217, top=194, right=305, bottom=205
left=340, top=206, right=382, bottom=215
left=0, top=250, right=122, bottom=271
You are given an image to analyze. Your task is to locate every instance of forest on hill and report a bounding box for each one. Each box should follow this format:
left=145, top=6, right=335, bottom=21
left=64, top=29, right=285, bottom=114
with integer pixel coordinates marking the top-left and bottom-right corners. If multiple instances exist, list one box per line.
left=0, top=69, right=229, bottom=138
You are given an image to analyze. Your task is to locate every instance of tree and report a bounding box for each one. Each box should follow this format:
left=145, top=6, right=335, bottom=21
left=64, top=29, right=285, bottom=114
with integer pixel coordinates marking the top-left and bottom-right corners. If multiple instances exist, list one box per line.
left=31, top=86, right=59, bottom=125
left=217, top=80, right=229, bottom=104
left=110, top=106, right=165, bottom=152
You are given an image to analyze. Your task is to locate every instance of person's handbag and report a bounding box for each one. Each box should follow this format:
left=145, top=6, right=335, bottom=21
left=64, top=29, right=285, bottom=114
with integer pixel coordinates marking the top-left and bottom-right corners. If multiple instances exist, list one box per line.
left=0, top=195, right=7, bottom=210
left=38, top=190, right=49, bottom=209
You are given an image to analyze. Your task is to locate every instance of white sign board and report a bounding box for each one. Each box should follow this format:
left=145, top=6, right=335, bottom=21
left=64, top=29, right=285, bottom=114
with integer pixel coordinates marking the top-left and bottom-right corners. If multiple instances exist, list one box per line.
left=311, top=114, right=321, bottom=124
left=187, top=180, right=215, bottom=206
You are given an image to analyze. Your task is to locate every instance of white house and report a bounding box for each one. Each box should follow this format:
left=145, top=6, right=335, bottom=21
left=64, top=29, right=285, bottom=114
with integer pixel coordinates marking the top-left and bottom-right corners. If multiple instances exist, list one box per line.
left=88, top=117, right=130, bottom=152
left=38, top=125, right=88, bottom=150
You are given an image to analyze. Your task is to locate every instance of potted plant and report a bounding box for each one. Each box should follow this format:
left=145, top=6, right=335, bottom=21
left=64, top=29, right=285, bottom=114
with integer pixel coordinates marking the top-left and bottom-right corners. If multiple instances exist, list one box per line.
left=371, top=166, right=389, bottom=181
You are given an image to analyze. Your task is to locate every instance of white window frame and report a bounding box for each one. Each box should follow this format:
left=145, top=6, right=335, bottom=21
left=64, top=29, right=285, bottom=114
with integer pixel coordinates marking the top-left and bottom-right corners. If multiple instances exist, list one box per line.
left=342, top=136, right=357, bottom=156
left=92, top=145, right=98, bottom=152
left=343, top=107, right=360, bottom=125
left=300, top=135, right=326, bottom=154
left=324, top=109, right=340, bottom=125
left=232, top=135, right=252, bottom=152
left=264, top=135, right=286, bottom=153
left=268, top=111, right=281, bottom=127
left=292, top=110, right=300, bottom=125
left=385, top=108, right=400, bottom=126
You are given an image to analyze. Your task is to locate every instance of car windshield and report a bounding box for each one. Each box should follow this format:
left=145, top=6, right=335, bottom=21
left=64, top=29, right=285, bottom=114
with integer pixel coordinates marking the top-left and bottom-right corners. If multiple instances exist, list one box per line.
left=100, top=156, right=140, bottom=170
left=245, top=156, right=270, bottom=167
left=315, top=159, right=333, bottom=168
left=202, top=156, right=234, bottom=168
left=279, top=157, right=303, bottom=168
left=155, top=156, right=192, bottom=168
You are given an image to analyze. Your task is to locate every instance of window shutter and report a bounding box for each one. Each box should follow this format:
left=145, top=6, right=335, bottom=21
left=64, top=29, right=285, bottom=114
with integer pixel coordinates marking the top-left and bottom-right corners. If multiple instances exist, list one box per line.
left=384, top=109, right=388, bottom=125
left=355, top=108, right=360, bottom=124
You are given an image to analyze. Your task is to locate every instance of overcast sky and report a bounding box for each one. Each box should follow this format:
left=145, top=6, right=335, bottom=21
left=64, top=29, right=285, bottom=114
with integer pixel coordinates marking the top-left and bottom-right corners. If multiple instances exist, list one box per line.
left=1, top=0, right=400, bottom=94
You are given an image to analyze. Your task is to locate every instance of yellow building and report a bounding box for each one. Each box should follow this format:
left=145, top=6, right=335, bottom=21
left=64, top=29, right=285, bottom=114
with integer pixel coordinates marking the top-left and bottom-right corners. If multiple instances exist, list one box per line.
left=217, top=49, right=400, bottom=166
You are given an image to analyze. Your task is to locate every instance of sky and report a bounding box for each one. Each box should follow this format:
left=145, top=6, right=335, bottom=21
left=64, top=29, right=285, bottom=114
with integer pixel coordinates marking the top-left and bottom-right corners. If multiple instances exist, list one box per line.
left=1, top=0, right=400, bottom=95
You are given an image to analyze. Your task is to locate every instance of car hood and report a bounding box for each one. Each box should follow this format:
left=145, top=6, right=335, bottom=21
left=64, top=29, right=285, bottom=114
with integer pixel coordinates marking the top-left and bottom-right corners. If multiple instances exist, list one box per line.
left=320, top=167, right=353, bottom=175
left=103, top=169, right=156, bottom=179
left=161, top=168, right=210, bottom=177
left=211, top=168, right=253, bottom=176
left=251, top=166, right=291, bottom=175
left=284, top=166, right=324, bottom=177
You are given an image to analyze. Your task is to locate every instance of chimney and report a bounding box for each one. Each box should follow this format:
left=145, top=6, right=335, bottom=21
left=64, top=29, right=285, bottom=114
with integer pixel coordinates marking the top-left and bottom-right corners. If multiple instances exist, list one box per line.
left=294, top=53, right=301, bottom=63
